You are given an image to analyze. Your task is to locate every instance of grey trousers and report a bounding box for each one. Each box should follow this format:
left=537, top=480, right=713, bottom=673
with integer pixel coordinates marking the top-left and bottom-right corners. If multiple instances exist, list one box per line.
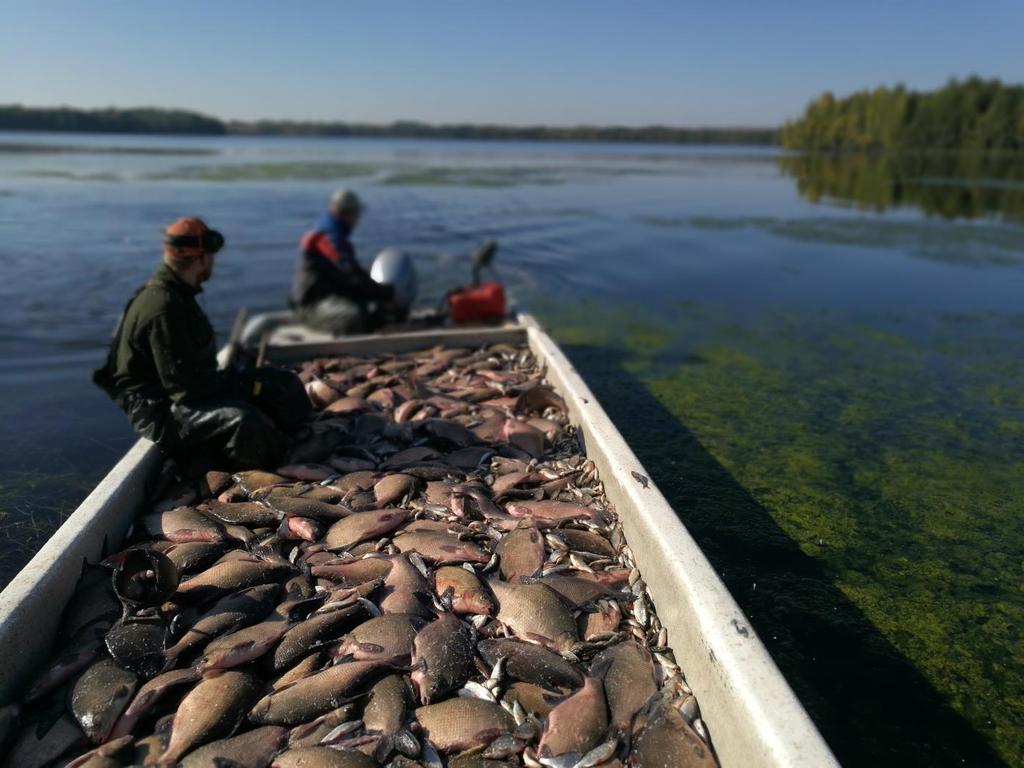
left=298, top=296, right=369, bottom=335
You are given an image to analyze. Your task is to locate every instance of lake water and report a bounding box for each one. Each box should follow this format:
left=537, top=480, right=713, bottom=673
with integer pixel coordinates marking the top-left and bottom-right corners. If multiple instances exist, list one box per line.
left=0, top=133, right=1021, bottom=766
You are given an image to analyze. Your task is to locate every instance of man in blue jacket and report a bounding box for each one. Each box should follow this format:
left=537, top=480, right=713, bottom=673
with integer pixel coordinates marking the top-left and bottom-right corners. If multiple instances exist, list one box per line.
left=291, top=189, right=395, bottom=334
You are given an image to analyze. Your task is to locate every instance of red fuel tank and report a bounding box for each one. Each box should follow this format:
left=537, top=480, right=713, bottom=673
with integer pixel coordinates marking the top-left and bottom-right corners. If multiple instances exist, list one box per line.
left=448, top=281, right=507, bottom=324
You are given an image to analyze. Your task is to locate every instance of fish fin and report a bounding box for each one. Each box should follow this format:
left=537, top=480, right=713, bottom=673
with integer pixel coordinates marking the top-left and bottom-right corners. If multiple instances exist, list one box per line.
left=437, top=586, right=455, bottom=612
left=355, top=642, right=386, bottom=655
left=589, top=656, right=613, bottom=680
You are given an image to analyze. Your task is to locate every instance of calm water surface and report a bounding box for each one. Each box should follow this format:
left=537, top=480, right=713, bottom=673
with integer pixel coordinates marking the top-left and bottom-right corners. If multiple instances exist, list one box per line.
left=0, top=133, right=1021, bottom=766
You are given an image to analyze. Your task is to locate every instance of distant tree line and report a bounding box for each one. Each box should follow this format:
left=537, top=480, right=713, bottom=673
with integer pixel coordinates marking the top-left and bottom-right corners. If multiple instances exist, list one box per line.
left=781, top=77, right=1024, bottom=151
left=0, top=105, right=225, bottom=135
left=0, top=104, right=776, bottom=145
left=225, top=118, right=778, bottom=145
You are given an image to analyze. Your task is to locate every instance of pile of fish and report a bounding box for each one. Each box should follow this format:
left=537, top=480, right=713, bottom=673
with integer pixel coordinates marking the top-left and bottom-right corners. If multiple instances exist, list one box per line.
left=3, top=343, right=719, bottom=768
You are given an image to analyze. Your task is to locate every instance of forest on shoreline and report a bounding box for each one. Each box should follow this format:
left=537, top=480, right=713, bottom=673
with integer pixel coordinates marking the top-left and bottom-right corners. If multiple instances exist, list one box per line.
left=782, top=77, right=1024, bottom=151
left=0, top=105, right=776, bottom=145
left=5, top=78, right=1022, bottom=151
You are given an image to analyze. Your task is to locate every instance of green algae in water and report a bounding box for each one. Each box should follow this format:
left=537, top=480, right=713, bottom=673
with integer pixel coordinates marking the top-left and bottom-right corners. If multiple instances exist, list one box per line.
left=17, top=169, right=122, bottom=182
left=638, top=214, right=1024, bottom=268
left=0, top=471, right=88, bottom=582
left=146, top=161, right=378, bottom=182
left=381, top=166, right=562, bottom=188
left=538, top=300, right=1023, bottom=765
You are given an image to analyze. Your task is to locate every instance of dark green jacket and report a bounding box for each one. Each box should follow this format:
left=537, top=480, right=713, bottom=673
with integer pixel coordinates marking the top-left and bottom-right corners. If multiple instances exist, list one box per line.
left=94, top=263, right=228, bottom=404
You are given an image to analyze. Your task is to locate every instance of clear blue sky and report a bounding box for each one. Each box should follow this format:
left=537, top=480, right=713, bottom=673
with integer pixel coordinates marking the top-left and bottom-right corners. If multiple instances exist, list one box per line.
left=1, top=0, right=1021, bottom=127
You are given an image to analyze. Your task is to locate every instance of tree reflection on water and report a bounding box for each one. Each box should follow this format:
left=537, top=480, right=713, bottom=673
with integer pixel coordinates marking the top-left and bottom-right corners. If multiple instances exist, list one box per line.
left=778, top=152, right=1024, bottom=222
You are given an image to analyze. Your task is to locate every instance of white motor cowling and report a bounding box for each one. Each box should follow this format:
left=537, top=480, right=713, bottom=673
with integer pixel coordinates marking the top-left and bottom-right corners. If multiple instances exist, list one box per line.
left=369, top=248, right=418, bottom=320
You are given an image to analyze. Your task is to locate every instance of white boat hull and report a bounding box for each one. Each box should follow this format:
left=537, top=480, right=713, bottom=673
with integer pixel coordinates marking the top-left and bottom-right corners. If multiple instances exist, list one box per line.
left=0, top=315, right=838, bottom=767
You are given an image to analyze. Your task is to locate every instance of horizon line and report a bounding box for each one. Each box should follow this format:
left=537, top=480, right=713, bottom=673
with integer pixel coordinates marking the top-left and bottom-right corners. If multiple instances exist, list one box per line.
left=0, top=102, right=780, bottom=132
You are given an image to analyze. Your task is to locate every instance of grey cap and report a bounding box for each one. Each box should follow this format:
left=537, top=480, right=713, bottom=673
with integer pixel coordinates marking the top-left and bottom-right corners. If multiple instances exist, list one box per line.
left=329, top=188, right=363, bottom=215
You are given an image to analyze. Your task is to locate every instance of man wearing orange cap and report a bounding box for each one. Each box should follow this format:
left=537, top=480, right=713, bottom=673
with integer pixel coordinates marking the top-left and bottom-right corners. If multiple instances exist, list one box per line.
left=94, top=217, right=309, bottom=472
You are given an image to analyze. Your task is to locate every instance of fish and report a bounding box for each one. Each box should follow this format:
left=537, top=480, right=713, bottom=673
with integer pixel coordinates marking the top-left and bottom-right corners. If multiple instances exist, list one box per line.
left=325, top=508, right=410, bottom=550
left=140, top=507, right=228, bottom=543
left=200, top=500, right=280, bottom=527
left=272, top=602, right=365, bottom=672
left=491, top=470, right=543, bottom=498
left=249, top=660, right=386, bottom=726
left=503, top=681, right=565, bottom=718
left=373, top=473, right=418, bottom=505
left=362, top=673, right=416, bottom=736
left=567, top=568, right=631, bottom=587
left=109, top=667, right=200, bottom=739
left=5, top=713, right=88, bottom=768
left=69, top=657, right=138, bottom=743
left=418, top=418, right=480, bottom=448
left=164, top=583, right=279, bottom=663
left=311, top=556, right=393, bottom=585
left=332, top=614, right=425, bottom=663
left=505, top=500, right=596, bottom=526
left=404, top=518, right=472, bottom=535
left=527, top=417, right=562, bottom=441
left=277, top=463, right=336, bottom=481
left=444, top=446, right=495, bottom=471
left=63, top=735, right=133, bottom=768
left=170, top=553, right=292, bottom=606
left=130, top=714, right=174, bottom=766
left=414, top=698, right=515, bottom=753
left=23, top=633, right=104, bottom=704
left=55, top=564, right=121, bottom=647
left=195, top=601, right=294, bottom=671
left=279, top=515, right=324, bottom=542
left=592, top=640, right=657, bottom=735
left=179, top=725, right=288, bottom=768
left=411, top=613, right=476, bottom=704
left=322, top=396, right=374, bottom=415
left=433, top=566, right=495, bottom=616
left=157, top=669, right=260, bottom=765
left=579, top=601, right=622, bottom=641
left=272, top=650, right=326, bottom=691
left=234, top=470, right=288, bottom=494
left=377, top=555, right=435, bottom=617
left=161, top=541, right=231, bottom=576
left=532, top=574, right=617, bottom=608
left=264, top=495, right=351, bottom=522
left=471, top=412, right=508, bottom=443
left=631, top=693, right=718, bottom=768
left=514, top=385, right=566, bottom=415
left=392, top=531, right=490, bottom=565
left=496, top=524, right=545, bottom=581
left=272, top=746, right=379, bottom=768
left=488, top=579, right=579, bottom=653
left=478, top=638, right=583, bottom=690
left=502, top=419, right=546, bottom=458
left=553, top=529, right=615, bottom=558
left=286, top=704, right=356, bottom=747
left=537, top=672, right=608, bottom=757
left=199, top=470, right=234, bottom=498
left=266, top=483, right=345, bottom=503
left=306, top=379, right=342, bottom=409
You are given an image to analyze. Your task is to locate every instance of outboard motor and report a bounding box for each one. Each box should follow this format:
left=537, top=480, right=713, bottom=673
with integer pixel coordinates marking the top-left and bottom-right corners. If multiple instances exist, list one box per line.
left=370, top=248, right=418, bottom=322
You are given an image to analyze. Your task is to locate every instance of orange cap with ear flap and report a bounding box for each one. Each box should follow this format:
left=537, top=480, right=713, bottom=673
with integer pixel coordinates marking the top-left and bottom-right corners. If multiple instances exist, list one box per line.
left=162, top=217, right=225, bottom=258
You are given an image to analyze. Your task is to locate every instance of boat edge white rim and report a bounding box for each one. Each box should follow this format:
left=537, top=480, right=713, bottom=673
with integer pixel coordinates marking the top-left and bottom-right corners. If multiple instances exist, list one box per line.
left=519, top=313, right=839, bottom=767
